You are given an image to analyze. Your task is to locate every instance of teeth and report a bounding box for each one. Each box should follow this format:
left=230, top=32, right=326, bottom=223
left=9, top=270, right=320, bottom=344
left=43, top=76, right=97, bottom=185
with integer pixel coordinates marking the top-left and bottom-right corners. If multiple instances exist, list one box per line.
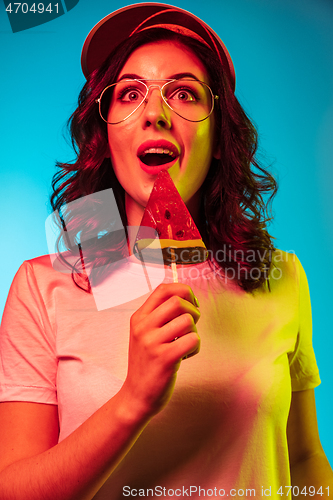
left=142, top=148, right=175, bottom=157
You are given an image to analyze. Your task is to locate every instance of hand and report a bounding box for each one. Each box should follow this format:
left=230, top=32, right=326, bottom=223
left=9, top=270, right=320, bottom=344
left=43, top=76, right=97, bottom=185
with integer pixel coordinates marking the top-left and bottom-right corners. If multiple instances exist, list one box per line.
left=121, top=283, right=201, bottom=418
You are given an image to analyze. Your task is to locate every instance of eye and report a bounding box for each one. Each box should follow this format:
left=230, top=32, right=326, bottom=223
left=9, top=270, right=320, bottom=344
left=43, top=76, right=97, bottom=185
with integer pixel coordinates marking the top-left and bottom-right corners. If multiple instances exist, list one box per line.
left=117, top=85, right=146, bottom=103
left=119, top=89, right=141, bottom=102
left=168, top=87, right=198, bottom=102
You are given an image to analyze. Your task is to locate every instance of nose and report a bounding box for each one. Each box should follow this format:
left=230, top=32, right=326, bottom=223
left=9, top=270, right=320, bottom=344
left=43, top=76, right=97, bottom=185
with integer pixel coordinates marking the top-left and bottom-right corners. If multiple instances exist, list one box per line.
left=141, top=86, right=172, bottom=129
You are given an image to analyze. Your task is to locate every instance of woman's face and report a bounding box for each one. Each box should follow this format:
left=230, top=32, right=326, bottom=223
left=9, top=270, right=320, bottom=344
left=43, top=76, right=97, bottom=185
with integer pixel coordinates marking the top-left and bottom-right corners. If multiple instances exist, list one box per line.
left=107, top=40, right=218, bottom=225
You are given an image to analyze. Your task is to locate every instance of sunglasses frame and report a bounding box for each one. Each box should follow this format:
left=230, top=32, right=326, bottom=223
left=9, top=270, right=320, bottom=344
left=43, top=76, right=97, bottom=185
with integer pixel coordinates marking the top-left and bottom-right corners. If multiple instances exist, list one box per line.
left=95, top=78, right=219, bottom=124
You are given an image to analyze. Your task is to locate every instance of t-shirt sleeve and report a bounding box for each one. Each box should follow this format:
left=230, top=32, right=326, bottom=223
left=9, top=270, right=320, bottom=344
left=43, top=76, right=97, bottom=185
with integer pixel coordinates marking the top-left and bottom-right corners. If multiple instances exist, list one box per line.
left=0, top=261, right=57, bottom=404
left=288, top=256, right=321, bottom=391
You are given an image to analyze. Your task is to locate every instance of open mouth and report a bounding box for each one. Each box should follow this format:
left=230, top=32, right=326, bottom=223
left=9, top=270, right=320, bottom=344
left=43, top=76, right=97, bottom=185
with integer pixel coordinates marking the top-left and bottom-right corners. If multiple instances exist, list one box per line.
left=137, top=142, right=180, bottom=173
left=139, top=148, right=177, bottom=167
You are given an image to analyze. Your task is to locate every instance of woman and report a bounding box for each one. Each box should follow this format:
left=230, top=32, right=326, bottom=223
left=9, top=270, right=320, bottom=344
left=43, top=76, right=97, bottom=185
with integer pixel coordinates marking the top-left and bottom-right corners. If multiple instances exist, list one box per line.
left=0, top=4, right=332, bottom=499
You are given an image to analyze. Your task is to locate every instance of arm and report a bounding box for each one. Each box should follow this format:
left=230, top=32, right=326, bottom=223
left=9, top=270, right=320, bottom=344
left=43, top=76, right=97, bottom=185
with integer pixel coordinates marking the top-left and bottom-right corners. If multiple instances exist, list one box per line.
left=0, top=283, right=200, bottom=500
left=287, top=388, right=333, bottom=499
left=0, top=395, right=150, bottom=500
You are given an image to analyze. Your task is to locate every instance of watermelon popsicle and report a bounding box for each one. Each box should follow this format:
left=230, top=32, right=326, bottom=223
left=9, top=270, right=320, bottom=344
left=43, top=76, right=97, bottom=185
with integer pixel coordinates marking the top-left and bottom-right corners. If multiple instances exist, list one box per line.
left=133, top=170, right=208, bottom=272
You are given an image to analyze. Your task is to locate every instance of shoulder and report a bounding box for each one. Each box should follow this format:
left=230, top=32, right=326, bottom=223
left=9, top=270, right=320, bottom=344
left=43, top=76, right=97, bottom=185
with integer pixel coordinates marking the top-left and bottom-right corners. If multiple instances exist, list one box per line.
left=259, top=249, right=310, bottom=303
left=10, top=253, right=75, bottom=300
left=4, top=253, right=92, bottom=330
left=268, top=249, right=304, bottom=289
left=24, top=253, right=56, bottom=274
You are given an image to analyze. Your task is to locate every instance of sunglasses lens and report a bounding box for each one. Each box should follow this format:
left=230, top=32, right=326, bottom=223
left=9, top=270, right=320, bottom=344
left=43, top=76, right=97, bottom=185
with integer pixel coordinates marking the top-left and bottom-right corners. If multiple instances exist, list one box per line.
left=163, top=80, right=213, bottom=121
left=100, top=80, right=147, bottom=123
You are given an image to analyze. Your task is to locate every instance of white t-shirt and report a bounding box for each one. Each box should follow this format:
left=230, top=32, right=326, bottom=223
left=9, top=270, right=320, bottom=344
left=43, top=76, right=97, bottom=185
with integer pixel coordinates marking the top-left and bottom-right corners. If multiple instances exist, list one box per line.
left=0, top=251, right=320, bottom=499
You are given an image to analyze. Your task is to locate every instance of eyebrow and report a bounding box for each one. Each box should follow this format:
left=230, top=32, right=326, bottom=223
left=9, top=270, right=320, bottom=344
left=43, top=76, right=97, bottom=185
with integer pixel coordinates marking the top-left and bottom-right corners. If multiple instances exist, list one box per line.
left=117, top=72, right=202, bottom=82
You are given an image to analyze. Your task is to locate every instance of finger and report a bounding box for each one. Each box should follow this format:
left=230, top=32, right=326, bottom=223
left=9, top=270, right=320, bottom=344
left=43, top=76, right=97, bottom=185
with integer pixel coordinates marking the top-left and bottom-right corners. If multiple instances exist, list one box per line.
left=165, top=330, right=201, bottom=363
left=182, top=344, right=200, bottom=360
left=158, top=312, right=198, bottom=344
left=138, top=283, right=199, bottom=317
left=146, top=295, right=201, bottom=332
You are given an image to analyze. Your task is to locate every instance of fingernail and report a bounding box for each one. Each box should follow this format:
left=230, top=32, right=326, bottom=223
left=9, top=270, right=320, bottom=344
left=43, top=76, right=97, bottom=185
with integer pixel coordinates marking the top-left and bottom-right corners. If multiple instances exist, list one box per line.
left=194, top=295, right=200, bottom=308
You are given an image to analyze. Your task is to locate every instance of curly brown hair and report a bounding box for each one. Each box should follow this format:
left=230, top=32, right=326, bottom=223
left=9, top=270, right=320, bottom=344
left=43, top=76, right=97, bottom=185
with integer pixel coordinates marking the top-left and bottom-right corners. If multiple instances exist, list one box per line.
left=50, top=28, right=277, bottom=292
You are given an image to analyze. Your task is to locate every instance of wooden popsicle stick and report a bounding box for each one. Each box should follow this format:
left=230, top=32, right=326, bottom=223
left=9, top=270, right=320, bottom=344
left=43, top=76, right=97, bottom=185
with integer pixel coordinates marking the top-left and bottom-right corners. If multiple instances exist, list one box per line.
left=167, top=224, right=178, bottom=283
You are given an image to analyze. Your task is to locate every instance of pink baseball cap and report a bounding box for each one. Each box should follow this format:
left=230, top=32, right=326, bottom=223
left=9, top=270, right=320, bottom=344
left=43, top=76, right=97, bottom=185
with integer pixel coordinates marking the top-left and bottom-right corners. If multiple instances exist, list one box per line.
left=81, top=2, right=235, bottom=91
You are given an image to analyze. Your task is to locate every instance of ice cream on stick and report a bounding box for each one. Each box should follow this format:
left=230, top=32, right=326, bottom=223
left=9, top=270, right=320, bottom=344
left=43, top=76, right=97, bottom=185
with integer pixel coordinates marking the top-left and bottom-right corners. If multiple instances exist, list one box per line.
left=133, top=170, right=208, bottom=267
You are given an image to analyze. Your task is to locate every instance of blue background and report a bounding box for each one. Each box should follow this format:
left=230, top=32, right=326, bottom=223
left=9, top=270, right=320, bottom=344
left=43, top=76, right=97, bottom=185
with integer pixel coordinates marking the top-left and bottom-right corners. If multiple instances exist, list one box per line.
left=1, top=0, right=332, bottom=463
